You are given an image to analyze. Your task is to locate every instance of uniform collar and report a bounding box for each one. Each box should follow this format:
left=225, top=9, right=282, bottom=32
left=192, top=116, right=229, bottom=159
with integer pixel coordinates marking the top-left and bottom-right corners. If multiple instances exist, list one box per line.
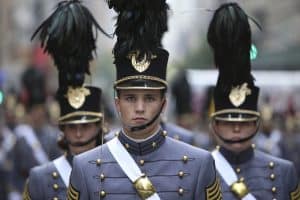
left=219, top=146, right=254, bottom=165
left=118, top=129, right=166, bottom=156
left=66, top=151, right=74, bottom=167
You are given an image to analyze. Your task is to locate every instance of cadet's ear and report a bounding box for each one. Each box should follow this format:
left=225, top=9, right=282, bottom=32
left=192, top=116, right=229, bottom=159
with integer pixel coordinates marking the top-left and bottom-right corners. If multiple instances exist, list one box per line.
left=161, top=98, right=167, bottom=113
left=114, top=96, right=120, bottom=114
left=210, top=119, right=217, bottom=132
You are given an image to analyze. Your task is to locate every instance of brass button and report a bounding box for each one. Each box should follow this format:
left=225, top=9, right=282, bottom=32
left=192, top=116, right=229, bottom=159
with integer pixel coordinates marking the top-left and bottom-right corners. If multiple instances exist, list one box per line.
left=115, top=132, right=119, bottom=137
left=53, top=197, right=58, bottom=200
left=270, top=173, right=275, bottom=180
left=182, top=156, right=188, bottom=163
left=272, top=187, right=276, bottom=193
left=178, top=187, right=184, bottom=195
left=251, top=143, right=256, bottom=149
left=152, top=142, right=157, bottom=148
left=139, top=160, right=145, bottom=166
left=125, top=143, right=130, bottom=149
left=100, top=190, right=106, bottom=197
left=216, top=145, right=220, bottom=150
left=100, top=173, right=105, bottom=181
left=162, top=130, right=168, bottom=136
left=52, top=172, right=58, bottom=179
left=178, top=171, right=184, bottom=178
left=236, top=168, right=241, bottom=173
left=96, top=159, right=101, bottom=166
left=53, top=184, right=59, bottom=190
left=269, top=162, right=275, bottom=169
left=239, top=177, right=245, bottom=182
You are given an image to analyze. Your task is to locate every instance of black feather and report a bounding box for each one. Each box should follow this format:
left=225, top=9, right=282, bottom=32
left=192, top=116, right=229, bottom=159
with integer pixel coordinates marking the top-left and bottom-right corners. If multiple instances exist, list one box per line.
left=107, top=0, right=169, bottom=61
left=31, top=0, right=110, bottom=95
left=207, top=3, right=255, bottom=93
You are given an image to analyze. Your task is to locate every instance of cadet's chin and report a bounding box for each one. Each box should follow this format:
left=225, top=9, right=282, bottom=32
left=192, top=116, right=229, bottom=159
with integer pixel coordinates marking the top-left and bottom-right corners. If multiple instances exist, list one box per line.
left=225, top=142, right=251, bottom=153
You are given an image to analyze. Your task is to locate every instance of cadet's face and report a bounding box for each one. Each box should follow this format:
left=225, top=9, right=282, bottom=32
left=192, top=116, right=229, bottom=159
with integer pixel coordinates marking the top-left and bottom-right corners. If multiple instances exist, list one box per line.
left=213, top=121, right=257, bottom=152
left=115, top=89, right=165, bottom=139
left=29, top=104, right=47, bottom=127
left=63, top=123, right=99, bottom=155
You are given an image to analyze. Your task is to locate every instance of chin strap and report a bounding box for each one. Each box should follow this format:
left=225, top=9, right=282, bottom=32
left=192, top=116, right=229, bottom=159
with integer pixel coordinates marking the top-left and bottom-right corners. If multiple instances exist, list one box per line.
left=129, top=100, right=166, bottom=132
left=212, top=119, right=260, bottom=144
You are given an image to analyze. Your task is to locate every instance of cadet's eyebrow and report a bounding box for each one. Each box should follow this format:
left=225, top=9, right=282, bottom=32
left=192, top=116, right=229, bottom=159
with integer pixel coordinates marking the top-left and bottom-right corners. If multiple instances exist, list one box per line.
left=144, top=94, right=155, bottom=97
left=123, top=93, right=135, bottom=97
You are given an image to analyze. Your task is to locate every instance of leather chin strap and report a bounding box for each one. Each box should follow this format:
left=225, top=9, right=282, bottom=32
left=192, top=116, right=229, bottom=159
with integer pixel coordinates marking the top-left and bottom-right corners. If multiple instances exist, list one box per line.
left=212, top=119, right=260, bottom=144
left=129, top=100, right=166, bottom=132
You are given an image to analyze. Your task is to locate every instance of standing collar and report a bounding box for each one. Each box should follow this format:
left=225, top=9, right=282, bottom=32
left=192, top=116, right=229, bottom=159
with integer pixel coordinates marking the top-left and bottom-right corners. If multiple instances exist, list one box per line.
left=66, top=152, right=74, bottom=167
left=118, top=129, right=166, bottom=156
left=219, top=146, right=254, bottom=165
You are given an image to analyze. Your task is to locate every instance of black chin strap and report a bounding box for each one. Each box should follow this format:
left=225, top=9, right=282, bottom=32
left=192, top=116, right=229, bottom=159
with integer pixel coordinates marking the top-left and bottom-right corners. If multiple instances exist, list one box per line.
left=212, top=119, right=260, bottom=144
left=129, top=100, right=166, bottom=132
left=215, top=131, right=256, bottom=144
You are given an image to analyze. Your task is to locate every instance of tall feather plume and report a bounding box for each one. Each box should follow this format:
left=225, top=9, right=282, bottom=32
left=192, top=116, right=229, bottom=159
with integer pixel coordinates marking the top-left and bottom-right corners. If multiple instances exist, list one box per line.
left=31, top=0, right=110, bottom=95
left=207, top=3, right=254, bottom=93
left=106, top=0, right=169, bottom=61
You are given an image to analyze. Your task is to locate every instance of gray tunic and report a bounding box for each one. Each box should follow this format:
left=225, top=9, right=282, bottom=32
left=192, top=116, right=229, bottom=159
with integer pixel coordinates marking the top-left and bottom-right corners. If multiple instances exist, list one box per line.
left=215, top=147, right=300, bottom=200
left=23, top=155, right=72, bottom=200
left=68, top=130, right=222, bottom=200
left=161, top=122, right=194, bottom=145
left=12, top=124, right=62, bottom=192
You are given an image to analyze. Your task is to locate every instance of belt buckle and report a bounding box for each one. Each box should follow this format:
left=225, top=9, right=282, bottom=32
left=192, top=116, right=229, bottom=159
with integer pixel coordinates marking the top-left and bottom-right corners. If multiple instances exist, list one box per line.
left=133, top=174, right=156, bottom=200
left=230, top=181, right=249, bottom=198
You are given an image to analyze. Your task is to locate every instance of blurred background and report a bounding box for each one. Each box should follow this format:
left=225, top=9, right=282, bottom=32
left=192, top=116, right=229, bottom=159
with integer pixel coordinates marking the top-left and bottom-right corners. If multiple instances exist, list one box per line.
left=0, top=0, right=299, bottom=199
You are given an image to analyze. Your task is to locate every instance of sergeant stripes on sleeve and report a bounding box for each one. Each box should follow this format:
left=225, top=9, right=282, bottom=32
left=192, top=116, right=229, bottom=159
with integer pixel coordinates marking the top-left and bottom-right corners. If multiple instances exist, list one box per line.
left=22, top=180, right=32, bottom=200
left=290, top=184, right=300, bottom=200
left=206, top=178, right=222, bottom=200
left=67, top=183, right=80, bottom=200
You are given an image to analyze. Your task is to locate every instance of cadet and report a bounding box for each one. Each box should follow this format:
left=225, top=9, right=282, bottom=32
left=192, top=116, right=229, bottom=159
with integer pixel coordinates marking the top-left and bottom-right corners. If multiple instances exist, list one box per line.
left=67, top=0, right=222, bottom=199
left=22, top=1, right=109, bottom=199
left=12, top=67, right=62, bottom=195
left=0, top=123, right=16, bottom=200
left=23, top=85, right=104, bottom=200
left=207, top=3, right=300, bottom=199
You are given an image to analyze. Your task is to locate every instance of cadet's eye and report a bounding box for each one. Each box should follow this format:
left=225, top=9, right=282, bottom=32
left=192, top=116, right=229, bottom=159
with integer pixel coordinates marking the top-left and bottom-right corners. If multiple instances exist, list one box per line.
left=125, top=96, right=135, bottom=102
left=82, top=123, right=90, bottom=129
left=145, top=96, right=155, bottom=102
left=66, top=124, right=77, bottom=130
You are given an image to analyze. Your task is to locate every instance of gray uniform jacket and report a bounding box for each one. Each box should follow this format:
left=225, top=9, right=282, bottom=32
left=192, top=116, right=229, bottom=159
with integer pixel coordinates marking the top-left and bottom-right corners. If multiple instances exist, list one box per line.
left=23, top=155, right=73, bottom=200
left=161, top=122, right=194, bottom=145
left=68, top=130, right=222, bottom=200
left=12, top=124, right=62, bottom=192
left=216, top=147, right=300, bottom=200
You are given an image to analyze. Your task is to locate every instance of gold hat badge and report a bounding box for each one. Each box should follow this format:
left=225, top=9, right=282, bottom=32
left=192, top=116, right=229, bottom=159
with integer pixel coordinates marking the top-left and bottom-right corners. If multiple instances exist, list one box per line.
left=128, top=51, right=157, bottom=73
left=229, top=83, right=251, bottom=107
left=65, top=87, right=91, bottom=109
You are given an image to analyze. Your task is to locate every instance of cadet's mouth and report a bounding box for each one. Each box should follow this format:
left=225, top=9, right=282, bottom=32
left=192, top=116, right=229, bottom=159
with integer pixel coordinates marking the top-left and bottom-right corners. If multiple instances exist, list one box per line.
left=132, top=117, right=147, bottom=123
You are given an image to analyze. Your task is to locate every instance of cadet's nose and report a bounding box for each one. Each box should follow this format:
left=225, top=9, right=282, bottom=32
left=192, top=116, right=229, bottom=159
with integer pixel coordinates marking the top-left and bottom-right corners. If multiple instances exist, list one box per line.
left=75, top=126, right=82, bottom=137
left=135, top=99, right=145, bottom=113
left=233, top=123, right=241, bottom=132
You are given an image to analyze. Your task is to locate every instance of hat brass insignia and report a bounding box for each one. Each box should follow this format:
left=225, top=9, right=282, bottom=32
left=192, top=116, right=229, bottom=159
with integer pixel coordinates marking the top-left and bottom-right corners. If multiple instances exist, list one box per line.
left=66, top=87, right=91, bottom=109
left=129, top=52, right=157, bottom=73
left=229, top=83, right=251, bottom=107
